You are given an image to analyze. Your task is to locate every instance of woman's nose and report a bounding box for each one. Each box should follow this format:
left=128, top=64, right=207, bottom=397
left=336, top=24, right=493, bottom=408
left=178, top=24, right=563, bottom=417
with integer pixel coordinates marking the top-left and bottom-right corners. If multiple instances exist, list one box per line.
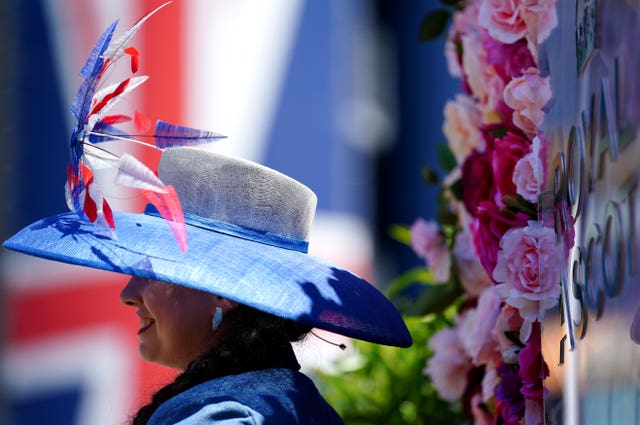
left=120, top=276, right=145, bottom=306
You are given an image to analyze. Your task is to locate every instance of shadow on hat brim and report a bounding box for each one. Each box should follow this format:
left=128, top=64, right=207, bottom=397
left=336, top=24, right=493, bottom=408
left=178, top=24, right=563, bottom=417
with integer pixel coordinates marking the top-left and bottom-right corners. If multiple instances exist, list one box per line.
left=3, top=211, right=412, bottom=348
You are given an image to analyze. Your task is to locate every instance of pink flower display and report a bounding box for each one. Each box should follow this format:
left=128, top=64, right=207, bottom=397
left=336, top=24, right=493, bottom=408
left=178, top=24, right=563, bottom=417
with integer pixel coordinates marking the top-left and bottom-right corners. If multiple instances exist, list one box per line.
left=424, top=327, right=472, bottom=401
left=461, top=149, right=495, bottom=217
left=485, top=37, right=536, bottom=81
left=453, top=229, right=491, bottom=297
left=503, top=68, right=552, bottom=136
left=492, top=130, right=531, bottom=200
left=513, top=135, right=545, bottom=202
left=458, top=286, right=502, bottom=365
left=471, top=201, right=531, bottom=278
left=443, top=94, right=484, bottom=163
left=519, top=323, right=549, bottom=424
left=410, top=1, right=558, bottom=422
left=410, top=218, right=451, bottom=282
left=521, top=0, right=559, bottom=45
left=478, top=0, right=527, bottom=44
left=493, top=221, right=562, bottom=341
left=492, top=304, right=525, bottom=363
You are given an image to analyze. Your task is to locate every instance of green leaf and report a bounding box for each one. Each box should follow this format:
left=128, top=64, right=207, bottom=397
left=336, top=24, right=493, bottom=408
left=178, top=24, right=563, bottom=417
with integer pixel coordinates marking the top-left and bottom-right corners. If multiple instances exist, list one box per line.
left=389, top=224, right=412, bottom=245
left=436, top=143, right=457, bottom=172
left=418, top=9, right=451, bottom=42
left=441, top=0, right=462, bottom=7
left=421, top=165, right=440, bottom=185
left=449, top=178, right=463, bottom=201
left=504, top=330, right=526, bottom=348
left=502, top=193, right=538, bottom=216
left=405, top=280, right=464, bottom=316
left=437, top=189, right=457, bottom=226
left=490, top=127, right=507, bottom=138
left=386, top=267, right=436, bottom=300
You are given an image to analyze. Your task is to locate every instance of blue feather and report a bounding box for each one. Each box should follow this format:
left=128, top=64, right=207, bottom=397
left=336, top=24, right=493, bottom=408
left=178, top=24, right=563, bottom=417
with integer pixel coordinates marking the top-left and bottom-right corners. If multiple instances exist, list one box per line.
left=153, top=119, right=227, bottom=148
left=79, top=20, right=118, bottom=78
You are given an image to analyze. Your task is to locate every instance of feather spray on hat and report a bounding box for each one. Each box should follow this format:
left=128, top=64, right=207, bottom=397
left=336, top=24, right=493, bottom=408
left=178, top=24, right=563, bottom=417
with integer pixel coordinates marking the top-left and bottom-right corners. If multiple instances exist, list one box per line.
left=66, top=1, right=224, bottom=253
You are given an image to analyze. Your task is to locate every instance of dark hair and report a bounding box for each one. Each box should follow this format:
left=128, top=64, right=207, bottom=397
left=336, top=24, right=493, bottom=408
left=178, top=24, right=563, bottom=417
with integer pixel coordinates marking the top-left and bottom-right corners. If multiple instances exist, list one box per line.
left=131, top=305, right=311, bottom=425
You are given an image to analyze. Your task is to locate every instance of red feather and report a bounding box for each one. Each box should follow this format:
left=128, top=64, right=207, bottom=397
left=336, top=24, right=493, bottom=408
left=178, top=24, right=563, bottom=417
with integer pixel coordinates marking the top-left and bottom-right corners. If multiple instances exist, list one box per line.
left=81, top=163, right=94, bottom=186
left=83, top=189, right=98, bottom=222
left=80, top=164, right=97, bottom=222
left=134, top=111, right=153, bottom=132
left=143, top=185, right=187, bottom=253
left=124, top=46, right=140, bottom=73
left=103, top=199, right=115, bottom=228
left=89, top=78, right=130, bottom=117
left=101, top=114, right=132, bottom=125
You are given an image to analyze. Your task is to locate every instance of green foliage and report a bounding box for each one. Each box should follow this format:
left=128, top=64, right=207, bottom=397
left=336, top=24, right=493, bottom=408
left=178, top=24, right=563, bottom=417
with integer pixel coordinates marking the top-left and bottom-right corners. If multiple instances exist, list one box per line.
left=436, top=143, right=457, bottom=173
left=418, top=9, right=451, bottom=41
left=314, top=317, right=465, bottom=425
left=388, top=224, right=413, bottom=246
left=421, top=165, right=440, bottom=185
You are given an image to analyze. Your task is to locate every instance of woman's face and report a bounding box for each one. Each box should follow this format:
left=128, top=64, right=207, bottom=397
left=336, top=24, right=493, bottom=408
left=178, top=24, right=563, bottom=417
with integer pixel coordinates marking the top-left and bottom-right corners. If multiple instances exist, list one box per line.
left=120, top=277, right=226, bottom=370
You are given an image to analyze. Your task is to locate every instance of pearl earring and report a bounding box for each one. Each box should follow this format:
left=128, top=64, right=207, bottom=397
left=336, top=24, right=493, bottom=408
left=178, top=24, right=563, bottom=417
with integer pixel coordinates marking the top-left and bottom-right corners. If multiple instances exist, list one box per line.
left=212, top=307, right=223, bottom=331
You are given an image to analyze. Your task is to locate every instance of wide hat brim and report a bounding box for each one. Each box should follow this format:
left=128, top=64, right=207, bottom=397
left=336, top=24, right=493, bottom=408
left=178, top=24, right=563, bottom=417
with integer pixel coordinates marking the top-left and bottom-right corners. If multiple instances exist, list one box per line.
left=4, top=211, right=412, bottom=348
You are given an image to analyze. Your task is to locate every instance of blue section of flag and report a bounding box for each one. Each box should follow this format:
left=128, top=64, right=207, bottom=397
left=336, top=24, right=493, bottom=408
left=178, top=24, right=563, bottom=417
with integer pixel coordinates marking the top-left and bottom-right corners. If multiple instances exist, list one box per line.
left=10, top=385, right=82, bottom=425
left=16, top=0, right=69, bottom=228
left=264, top=0, right=372, bottom=218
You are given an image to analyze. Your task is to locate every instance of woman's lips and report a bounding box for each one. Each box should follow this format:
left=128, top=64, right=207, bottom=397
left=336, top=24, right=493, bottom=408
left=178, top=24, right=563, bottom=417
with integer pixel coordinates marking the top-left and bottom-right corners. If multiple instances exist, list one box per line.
left=138, top=318, right=155, bottom=335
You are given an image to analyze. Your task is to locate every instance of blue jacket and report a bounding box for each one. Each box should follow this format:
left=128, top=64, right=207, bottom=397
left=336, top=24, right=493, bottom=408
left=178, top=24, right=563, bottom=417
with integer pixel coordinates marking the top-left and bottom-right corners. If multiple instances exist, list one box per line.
left=147, top=368, right=344, bottom=424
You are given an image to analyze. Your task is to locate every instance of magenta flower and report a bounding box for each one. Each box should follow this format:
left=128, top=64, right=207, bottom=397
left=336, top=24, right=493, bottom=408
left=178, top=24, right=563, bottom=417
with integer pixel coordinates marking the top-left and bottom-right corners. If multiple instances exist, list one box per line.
left=493, top=130, right=530, bottom=200
left=471, top=201, right=530, bottom=279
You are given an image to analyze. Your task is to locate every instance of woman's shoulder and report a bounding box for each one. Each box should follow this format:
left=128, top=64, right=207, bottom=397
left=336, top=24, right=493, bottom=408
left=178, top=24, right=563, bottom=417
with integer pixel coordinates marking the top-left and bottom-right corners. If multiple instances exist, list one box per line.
left=147, top=368, right=344, bottom=425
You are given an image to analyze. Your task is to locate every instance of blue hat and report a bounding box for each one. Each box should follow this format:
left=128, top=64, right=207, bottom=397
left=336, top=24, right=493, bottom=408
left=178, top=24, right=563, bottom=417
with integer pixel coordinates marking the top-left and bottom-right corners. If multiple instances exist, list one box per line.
left=4, top=147, right=412, bottom=347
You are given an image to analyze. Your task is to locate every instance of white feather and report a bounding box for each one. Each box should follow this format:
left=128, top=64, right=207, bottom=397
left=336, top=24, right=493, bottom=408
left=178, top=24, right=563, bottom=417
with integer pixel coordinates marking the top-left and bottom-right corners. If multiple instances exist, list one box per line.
left=87, top=75, right=148, bottom=130
left=116, top=153, right=168, bottom=192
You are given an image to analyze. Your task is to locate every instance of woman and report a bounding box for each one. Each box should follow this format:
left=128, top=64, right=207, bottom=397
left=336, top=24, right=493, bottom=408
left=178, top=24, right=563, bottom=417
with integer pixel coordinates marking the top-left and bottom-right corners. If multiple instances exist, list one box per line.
left=3, top=7, right=411, bottom=423
left=5, top=147, right=412, bottom=424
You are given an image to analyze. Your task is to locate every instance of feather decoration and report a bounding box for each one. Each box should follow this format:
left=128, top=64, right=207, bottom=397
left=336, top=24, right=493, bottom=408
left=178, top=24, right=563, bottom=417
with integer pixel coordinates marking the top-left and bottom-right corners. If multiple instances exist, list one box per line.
left=116, top=153, right=167, bottom=193
left=65, top=1, right=225, bottom=253
left=143, top=186, right=187, bottom=254
left=153, top=120, right=227, bottom=148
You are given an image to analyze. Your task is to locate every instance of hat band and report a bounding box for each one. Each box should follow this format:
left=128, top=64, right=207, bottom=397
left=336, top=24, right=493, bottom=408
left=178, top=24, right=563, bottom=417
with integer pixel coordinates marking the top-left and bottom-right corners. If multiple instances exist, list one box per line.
left=144, top=206, right=309, bottom=253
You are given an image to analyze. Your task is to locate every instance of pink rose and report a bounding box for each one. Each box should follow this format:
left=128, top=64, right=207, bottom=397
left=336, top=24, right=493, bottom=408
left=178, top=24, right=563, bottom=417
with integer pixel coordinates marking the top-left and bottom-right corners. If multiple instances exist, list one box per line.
left=493, top=130, right=530, bottom=199
left=443, top=94, right=484, bottom=163
left=513, top=135, right=545, bottom=202
left=451, top=0, right=482, bottom=35
left=424, top=327, right=472, bottom=401
left=478, top=0, right=527, bottom=44
left=471, top=201, right=531, bottom=278
left=503, top=68, right=552, bottom=136
left=492, top=305, right=524, bottom=363
left=458, top=286, right=502, bottom=365
left=410, top=218, right=451, bottom=282
left=521, top=0, right=558, bottom=46
left=453, top=229, right=491, bottom=297
left=461, top=32, right=505, bottom=122
left=493, top=221, right=563, bottom=341
left=444, top=36, right=462, bottom=78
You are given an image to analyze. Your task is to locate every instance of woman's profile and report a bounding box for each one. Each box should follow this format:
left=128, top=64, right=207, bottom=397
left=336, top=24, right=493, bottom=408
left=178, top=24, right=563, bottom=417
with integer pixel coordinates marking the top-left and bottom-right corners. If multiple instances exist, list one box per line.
left=3, top=4, right=411, bottom=425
